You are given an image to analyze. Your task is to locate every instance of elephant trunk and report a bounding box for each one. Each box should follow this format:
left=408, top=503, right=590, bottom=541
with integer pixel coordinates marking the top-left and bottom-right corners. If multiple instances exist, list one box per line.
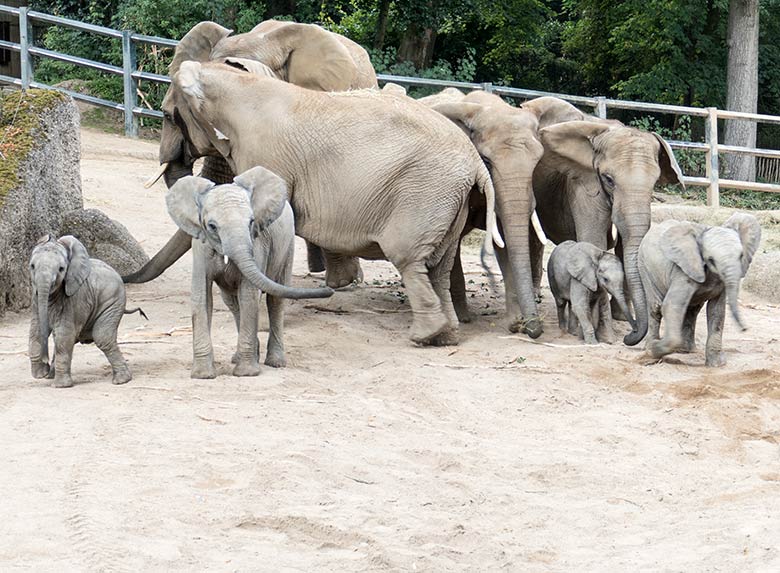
left=122, top=229, right=193, bottom=284
left=162, top=156, right=194, bottom=189
left=617, top=210, right=650, bottom=346
left=723, top=267, right=747, bottom=331
left=495, top=174, right=542, bottom=338
left=36, top=277, right=51, bottom=365
left=610, top=286, right=636, bottom=331
left=224, top=237, right=333, bottom=300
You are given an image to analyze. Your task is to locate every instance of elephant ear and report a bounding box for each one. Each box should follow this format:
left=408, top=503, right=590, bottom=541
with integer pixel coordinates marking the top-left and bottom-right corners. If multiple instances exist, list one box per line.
left=261, top=23, right=356, bottom=91
left=234, top=166, right=288, bottom=230
left=222, top=57, right=276, bottom=78
left=723, top=212, right=762, bottom=276
left=652, top=133, right=685, bottom=188
left=660, top=222, right=706, bottom=283
left=538, top=121, right=612, bottom=170
left=170, top=21, right=232, bottom=76
left=521, top=96, right=586, bottom=129
left=566, top=245, right=599, bottom=292
left=431, top=102, right=483, bottom=139
left=57, top=236, right=91, bottom=296
left=166, top=175, right=216, bottom=239
left=176, top=61, right=205, bottom=112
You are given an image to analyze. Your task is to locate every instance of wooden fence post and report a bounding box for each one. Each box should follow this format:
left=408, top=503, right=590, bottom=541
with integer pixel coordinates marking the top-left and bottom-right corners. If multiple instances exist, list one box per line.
left=705, top=107, right=720, bottom=207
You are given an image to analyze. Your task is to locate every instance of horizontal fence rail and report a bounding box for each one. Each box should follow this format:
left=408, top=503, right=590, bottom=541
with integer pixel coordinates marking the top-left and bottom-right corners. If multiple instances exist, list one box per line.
left=1, top=4, right=779, bottom=205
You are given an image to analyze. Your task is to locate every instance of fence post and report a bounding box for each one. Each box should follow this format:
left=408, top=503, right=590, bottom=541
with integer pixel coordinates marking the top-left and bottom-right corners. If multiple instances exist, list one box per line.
left=705, top=107, right=720, bottom=208
left=19, top=7, right=33, bottom=89
left=481, top=82, right=493, bottom=93
left=122, top=30, right=138, bottom=137
left=595, top=96, right=607, bottom=119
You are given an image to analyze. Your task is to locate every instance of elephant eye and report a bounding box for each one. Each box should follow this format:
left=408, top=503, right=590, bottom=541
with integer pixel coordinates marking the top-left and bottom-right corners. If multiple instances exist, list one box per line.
left=707, top=257, right=716, bottom=267
left=59, top=266, right=64, bottom=272
left=601, top=172, right=615, bottom=189
left=249, top=217, right=255, bottom=228
left=207, top=222, right=218, bottom=232
left=163, top=111, right=173, bottom=121
left=30, top=263, right=35, bottom=270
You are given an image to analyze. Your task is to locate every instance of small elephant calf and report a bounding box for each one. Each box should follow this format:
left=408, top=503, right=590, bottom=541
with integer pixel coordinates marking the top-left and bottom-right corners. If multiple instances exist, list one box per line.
left=638, top=212, right=761, bottom=367
left=29, top=235, right=146, bottom=388
left=548, top=241, right=633, bottom=344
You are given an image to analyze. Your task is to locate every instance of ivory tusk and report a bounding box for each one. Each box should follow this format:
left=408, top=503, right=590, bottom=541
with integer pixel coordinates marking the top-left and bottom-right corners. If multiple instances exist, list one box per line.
left=143, top=162, right=169, bottom=189
left=611, top=224, right=618, bottom=243
left=224, top=255, right=229, bottom=266
left=531, top=211, right=547, bottom=244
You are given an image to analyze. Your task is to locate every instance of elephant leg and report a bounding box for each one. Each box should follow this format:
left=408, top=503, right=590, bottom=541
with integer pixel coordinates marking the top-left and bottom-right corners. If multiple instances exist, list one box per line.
left=611, top=238, right=630, bottom=322
left=680, top=302, right=703, bottom=353
left=570, top=285, right=597, bottom=344
left=705, top=294, right=727, bottom=367
left=93, top=309, right=131, bottom=384
left=494, top=246, right=524, bottom=333
left=394, top=260, right=448, bottom=345
left=567, top=306, right=580, bottom=337
left=649, top=283, right=696, bottom=359
left=51, top=329, right=76, bottom=388
left=428, top=240, right=461, bottom=346
left=306, top=241, right=327, bottom=273
left=28, top=304, right=50, bottom=379
left=555, top=298, right=568, bottom=332
left=529, top=222, right=545, bottom=303
left=191, top=250, right=216, bottom=379
left=219, top=288, right=243, bottom=364
left=233, top=280, right=261, bottom=377
left=595, top=290, right=615, bottom=344
left=450, top=241, right=471, bottom=323
left=323, top=250, right=363, bottom=289
left=264, top=294, right=287, bottom=368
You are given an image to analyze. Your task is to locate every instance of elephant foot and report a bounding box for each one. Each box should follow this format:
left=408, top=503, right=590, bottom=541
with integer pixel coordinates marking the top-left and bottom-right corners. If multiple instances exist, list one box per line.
left=705, top=352, right=726, bottom=368
left=31, top=361, right=50, bottom=379
left=112, top=368, right=132, bottom=385
left=191, top=359, right=217, bottom=380
left=648, top=339, right=678, bottom=360
left=52, top=375, right=73, bottom=388
left=264, top=352, right=287, bottom=369
left=325, top=258, right=363, bottom=289
left=509, top=316, right=543, bottom=339
left=428, top=327, right=460, bottom=347
left=454, top=303, right=472, bottom=323
left=410, top=312, right=450, bottom=346
left=583, top=334, right=599, bottom=345
left=596, top=326, right=615, bottom=345
left=233, top=360, right=262, bottom=377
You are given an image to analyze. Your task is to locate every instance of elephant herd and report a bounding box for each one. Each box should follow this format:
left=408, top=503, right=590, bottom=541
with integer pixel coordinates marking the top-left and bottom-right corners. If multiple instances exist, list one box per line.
left=28, top=20, right=763, bottom=386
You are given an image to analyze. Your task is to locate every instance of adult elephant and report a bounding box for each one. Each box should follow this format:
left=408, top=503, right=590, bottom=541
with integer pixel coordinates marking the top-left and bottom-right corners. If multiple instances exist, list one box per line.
left=422, top=89, right=545, bottom=338
left=521, top=96, right=685, bottom=346
left=138, top=60, right=503, bottom=345
left=124, top=20, right=377, bottom=285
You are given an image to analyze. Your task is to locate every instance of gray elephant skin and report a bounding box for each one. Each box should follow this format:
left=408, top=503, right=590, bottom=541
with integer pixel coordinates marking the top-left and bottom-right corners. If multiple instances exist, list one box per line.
left=28, top=235, right=146, bottom=388
left=638, top=213, right=761, bottom=367
left=521, top=96, right=685, bottom=346
left=125, top=19, right=378, bottom=288
left=548, top=241, right=633, bottom=344
left=167, top=166, right=334, bottom=379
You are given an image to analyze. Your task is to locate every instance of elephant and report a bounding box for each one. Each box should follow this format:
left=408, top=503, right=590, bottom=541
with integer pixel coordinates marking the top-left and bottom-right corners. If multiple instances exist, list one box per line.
left=125, top=19, right=378, bottom=286
left=638, top=213, right=761, bottom=367
left=424, top=89, right=545, bottom=338
left=547, top=241, right=633, bottom=344
left=520, top=96, right=685, bottom=346
left=166, top=166, right=333, bottom=379
left=140, top=60, right=503, bottom=346
left=28, top=235, right=146, bottom=388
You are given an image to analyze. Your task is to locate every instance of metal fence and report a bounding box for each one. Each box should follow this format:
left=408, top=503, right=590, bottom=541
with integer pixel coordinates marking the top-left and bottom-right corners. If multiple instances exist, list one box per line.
left=1, top=4, right=779, bottom=207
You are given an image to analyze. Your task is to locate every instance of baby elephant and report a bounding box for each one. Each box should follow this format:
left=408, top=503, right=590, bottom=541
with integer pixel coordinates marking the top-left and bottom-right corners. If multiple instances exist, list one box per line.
left=548, top=241, right=633, bottom=344
left=29, top=235, right=146, bottom=388
left=167, top=165, right=333, bottom=379
left=639, top=212, right=761, bottom=367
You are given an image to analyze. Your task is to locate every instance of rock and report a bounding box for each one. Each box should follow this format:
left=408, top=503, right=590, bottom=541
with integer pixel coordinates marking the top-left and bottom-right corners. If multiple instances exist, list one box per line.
left=0, top=89, right=82, bottom=315
left=60, top=208, right=149, bottom=276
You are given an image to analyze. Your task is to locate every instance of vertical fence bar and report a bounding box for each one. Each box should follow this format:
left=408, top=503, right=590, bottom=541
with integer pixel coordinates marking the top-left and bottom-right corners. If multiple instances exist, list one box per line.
left=595, top=96, right=607, bottom=119
left=705, top=107, right=720, bottom=207
left=19, top=7, right=33, bottom=89
left=122, top=30, right=138, bottom=137
left=481, top=82, right=493, bottom=93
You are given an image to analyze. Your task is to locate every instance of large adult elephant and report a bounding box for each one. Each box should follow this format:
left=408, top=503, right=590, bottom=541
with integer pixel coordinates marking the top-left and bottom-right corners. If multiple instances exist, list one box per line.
left=520, top=96, right=685, bottom=346
left=421, top=89, right=545, bottom=338
left=138, top=60, right=503, bottom=345
left=124, top=20, right=377, bottom=285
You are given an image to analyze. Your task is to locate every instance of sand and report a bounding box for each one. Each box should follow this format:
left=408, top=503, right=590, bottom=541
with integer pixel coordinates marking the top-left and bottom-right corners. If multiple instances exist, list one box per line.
left=1, top=128, right=779, bottom=571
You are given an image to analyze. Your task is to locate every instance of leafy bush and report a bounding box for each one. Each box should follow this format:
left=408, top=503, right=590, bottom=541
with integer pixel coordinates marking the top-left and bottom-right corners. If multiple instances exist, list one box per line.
left=370, top=46, right=476, bottom=98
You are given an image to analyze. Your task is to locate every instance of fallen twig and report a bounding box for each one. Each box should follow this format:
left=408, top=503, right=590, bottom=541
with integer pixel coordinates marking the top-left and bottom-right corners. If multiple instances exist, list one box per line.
left=422, top=362, right=566, bottom=374
left=127, top=385, right=172, bottom=392
left=195, top=413, right=227, bottom=425
left=304, top=305, right=410, bottom=315
left=344, top=474, right=375, bottom=485
left=498, top=335, right=610, bottom=349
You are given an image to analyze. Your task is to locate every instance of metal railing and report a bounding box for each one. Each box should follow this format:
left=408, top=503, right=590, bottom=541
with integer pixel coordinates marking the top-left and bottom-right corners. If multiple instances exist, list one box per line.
left=1, top=4, right=779, bottom=207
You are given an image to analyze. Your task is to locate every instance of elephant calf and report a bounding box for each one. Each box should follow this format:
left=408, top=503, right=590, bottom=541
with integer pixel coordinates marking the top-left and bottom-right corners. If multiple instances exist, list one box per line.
left=29, top=235, right=146, bottom=388
left=166, top=166, right=333, bottom=379
left=638, top=213, right=761, bottom=367
left=548, top=241, right=633, bottom=344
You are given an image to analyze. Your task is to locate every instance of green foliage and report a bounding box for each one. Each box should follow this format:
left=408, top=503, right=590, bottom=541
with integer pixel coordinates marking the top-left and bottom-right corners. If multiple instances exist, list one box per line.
left=370, top=46, right=476, bottom=96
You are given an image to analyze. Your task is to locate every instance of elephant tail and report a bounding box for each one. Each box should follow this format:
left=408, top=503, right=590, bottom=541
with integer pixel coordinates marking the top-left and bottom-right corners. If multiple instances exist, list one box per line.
left=475, top=161, right=505, bottom=252
left=124, top=307, right=149, bottom=320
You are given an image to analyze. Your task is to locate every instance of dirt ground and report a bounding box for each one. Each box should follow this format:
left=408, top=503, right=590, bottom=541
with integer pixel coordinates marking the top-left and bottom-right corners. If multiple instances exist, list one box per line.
left=1, top=128, right=779, bottom=571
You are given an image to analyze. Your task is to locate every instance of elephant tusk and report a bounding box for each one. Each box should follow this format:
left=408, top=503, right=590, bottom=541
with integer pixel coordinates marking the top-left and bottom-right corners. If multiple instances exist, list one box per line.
left=611, top=224, right=618, bottom=243
left=531, top=211, right=547, bottom=244
left=143, top=162, right=170, bottom=189
left=224, top=255, right=229, bottom=266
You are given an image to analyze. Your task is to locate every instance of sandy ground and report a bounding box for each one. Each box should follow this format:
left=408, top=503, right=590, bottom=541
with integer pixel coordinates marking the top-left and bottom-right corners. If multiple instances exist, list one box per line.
left=1, top=128, right=780, bottom=571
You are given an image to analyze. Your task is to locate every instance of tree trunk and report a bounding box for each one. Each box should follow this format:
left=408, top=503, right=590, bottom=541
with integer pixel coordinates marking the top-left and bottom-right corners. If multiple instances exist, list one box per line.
left=397, top=23, right=437, bottom=70
left=724, top=0, right=759, bottom=182
left=373, top=0, right=391, bottom=51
